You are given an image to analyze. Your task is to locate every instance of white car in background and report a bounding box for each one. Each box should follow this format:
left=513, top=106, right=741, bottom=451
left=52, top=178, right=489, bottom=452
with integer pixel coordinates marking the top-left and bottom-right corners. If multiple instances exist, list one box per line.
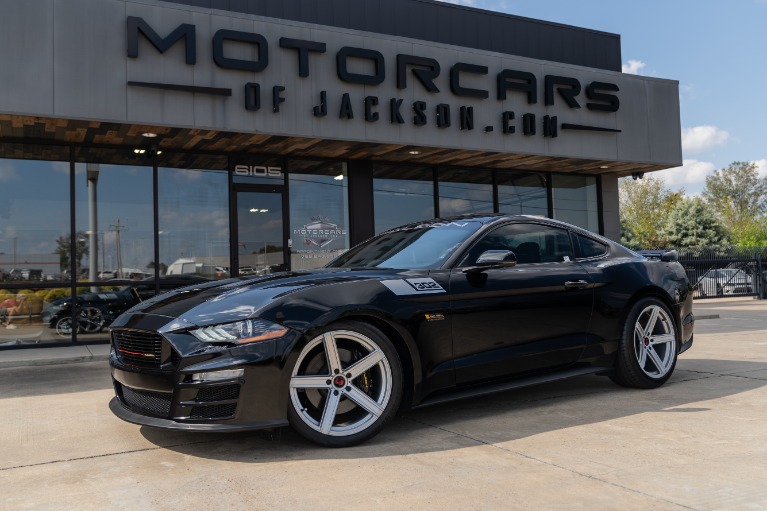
left=697, top=268, right=754, bottom=296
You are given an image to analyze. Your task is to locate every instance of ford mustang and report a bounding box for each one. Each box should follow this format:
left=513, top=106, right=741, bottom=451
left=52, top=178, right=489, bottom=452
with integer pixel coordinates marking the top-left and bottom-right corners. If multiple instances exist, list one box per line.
left=109, top=215, right=694, bottom=447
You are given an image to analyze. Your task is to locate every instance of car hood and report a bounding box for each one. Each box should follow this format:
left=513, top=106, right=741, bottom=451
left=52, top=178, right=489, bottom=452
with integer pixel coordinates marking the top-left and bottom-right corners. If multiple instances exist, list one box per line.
left=119, top=268, right=429, bottom=331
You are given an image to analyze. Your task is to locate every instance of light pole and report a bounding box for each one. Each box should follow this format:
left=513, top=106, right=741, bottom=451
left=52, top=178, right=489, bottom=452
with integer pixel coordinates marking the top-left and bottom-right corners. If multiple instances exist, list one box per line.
left=87, top=164, right=99, bottom=291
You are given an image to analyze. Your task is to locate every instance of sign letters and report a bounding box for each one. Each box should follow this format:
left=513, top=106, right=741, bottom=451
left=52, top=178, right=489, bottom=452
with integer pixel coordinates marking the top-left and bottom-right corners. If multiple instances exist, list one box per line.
left=126, top=16, right=621, bottom=137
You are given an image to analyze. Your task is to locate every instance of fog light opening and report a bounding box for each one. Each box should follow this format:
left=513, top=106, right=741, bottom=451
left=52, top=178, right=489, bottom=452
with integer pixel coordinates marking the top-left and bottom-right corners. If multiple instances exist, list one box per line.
left=191, top=369, right=244, bottom=382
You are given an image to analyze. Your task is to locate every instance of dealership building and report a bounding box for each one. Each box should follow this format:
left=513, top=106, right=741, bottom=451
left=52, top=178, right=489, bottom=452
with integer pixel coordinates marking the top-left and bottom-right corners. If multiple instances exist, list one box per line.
left=0, top=0, right=681, bottom=348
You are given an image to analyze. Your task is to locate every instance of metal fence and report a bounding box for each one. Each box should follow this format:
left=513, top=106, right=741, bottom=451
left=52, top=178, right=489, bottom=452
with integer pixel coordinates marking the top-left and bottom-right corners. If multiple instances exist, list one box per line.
left=673, top=247, right=767, bottom=300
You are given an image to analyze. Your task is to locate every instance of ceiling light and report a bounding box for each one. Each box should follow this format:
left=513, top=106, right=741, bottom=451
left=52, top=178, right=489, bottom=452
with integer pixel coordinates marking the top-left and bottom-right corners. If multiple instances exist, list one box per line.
left=156, top=150, right=162, bottom=155
left=250, top=208, right=258, bottom=213
left=334, top=175, right=344, bottom=181
left=259, top=209, right=269, bottom=213
left=133, top=149, right=146, bottom=154
left=408, top=150, right=421, bottom=155
left=142, top=132, right=158, bottom=138
left=600, top=165, right=609, bottom=169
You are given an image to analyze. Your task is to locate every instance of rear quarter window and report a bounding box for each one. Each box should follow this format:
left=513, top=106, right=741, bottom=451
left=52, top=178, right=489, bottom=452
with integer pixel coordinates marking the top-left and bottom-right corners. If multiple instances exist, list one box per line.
left=577, top=234, right=607, bottom=259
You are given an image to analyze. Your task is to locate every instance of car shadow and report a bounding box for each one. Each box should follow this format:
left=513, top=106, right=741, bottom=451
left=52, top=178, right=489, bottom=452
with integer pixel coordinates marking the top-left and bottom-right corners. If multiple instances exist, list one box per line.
left=140, top=357, right=767, bottom=462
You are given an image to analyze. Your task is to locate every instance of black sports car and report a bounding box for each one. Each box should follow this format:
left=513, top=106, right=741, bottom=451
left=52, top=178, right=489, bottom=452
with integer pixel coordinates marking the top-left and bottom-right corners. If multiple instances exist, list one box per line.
left=109, top=215, right=694, bottom=447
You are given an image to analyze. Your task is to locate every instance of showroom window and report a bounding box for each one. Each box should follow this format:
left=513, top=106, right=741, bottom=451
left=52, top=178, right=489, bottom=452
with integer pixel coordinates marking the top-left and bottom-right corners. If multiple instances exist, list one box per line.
left=551, top=175, right=599, bottom=232
left=437, top=168, right=494, bottom=217
left=289, top=160, right=350, bottom=270
left=373, top=164, right=435, bottom=234
left=73, top=148, right=154, bottom=342
left=74, top=149, right=154, bottom=283
left=497, top=172, right=548, bottom=217
left=158, top=153, right=229, bottom=279
left=0, top=144, right=71, bottom=345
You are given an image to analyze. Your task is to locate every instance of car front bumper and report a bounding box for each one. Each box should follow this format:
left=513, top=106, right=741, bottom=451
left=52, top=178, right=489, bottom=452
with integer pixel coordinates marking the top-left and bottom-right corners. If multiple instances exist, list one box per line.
left=108, top=313, right=300, bottom=432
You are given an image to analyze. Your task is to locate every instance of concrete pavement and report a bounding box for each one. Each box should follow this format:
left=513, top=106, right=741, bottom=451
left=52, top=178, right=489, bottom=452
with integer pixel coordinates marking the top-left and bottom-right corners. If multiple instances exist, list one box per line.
left=1, top=297, right=766, bottom=510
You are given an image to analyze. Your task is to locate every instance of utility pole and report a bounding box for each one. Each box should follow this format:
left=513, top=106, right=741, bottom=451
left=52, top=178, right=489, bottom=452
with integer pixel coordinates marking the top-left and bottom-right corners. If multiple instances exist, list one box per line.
left=111, top=219, right=127, bottom=278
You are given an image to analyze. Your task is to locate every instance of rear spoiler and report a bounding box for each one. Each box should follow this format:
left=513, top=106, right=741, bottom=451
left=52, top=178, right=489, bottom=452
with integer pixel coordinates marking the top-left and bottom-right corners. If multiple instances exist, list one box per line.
left=637, top=250, right=678, bottom=263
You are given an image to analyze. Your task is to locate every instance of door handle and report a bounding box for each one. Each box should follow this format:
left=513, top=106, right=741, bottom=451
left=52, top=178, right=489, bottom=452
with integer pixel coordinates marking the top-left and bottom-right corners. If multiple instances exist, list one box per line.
left=564, top=280, right=589, bottom=290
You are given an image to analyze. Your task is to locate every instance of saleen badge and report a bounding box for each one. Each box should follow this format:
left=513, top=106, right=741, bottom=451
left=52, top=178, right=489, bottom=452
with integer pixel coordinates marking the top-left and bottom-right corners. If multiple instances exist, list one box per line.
left=381, top=278, right=445, bottom=295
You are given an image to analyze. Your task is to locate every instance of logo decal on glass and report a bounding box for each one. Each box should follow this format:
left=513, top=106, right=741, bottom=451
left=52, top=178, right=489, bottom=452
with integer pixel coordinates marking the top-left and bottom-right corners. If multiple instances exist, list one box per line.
left=294, top=216, right=347, bottom=248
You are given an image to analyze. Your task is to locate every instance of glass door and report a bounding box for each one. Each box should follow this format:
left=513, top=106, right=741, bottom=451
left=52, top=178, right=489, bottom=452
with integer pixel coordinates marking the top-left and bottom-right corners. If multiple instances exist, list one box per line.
left=235, top=190, right=286, bottom=276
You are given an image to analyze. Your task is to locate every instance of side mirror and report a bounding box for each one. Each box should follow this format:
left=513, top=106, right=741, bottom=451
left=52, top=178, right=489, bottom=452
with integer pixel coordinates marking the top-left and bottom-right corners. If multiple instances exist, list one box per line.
left=464, top=250, right=517, bottom=274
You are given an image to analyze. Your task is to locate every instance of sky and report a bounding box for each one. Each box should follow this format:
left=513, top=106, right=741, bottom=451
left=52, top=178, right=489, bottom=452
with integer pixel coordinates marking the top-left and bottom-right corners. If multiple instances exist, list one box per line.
left=437, top=0, right=767, bottom=195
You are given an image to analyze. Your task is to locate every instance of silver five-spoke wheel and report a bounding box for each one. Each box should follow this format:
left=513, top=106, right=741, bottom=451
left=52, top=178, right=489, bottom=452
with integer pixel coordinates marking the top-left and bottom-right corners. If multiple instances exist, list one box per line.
left=288, top=322, right=402, bottom=446
left=611, top=297, right=679, bottom=389
left=633, top=304, right=676, bottom=378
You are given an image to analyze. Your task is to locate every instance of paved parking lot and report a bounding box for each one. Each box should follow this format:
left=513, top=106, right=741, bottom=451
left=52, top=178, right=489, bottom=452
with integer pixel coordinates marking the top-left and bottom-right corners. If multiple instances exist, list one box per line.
left=1, top=298, right=766, bottom=510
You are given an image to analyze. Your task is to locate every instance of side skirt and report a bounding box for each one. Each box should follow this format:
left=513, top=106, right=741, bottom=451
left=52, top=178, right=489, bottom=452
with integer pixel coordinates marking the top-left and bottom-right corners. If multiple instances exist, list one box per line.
left=412, top=366, right=607, bottom=409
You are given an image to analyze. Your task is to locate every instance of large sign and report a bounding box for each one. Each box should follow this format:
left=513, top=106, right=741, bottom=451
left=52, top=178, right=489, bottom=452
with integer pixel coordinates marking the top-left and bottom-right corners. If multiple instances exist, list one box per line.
left=127, top=16, right=620, bottom=139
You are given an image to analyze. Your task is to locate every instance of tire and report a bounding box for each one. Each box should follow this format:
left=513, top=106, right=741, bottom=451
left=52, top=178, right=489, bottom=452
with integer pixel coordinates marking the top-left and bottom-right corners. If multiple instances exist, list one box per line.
left=610, top=297, right=678, bottom=389
left=55, top=316, right=74, bottom=337
left=77, top=307, right=105, bottom=333
left=287, top=321, right=403, bottom=447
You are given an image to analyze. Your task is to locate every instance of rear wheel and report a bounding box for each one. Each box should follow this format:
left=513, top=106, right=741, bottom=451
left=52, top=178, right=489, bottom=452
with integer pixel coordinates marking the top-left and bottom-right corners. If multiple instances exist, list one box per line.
left=610, top=297, right=678, bottom=389
left=288, top=321, right=403, bottom=447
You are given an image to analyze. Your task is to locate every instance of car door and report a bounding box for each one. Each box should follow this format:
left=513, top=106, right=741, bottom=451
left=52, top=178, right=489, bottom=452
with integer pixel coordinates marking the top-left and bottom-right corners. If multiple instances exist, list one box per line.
left=449, top=222, right=594, bottom=385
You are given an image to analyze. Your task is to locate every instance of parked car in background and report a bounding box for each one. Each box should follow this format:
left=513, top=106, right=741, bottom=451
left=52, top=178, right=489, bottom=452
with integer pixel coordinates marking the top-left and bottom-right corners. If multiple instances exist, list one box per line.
left=697, top=268, right=754, bottom=297
left=47, top=274, right=211, bottom=335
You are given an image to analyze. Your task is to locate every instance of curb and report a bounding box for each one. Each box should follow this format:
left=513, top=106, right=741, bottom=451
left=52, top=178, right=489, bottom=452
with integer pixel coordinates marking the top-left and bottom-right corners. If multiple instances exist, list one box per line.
left=0, top=354, right=110, bottom=369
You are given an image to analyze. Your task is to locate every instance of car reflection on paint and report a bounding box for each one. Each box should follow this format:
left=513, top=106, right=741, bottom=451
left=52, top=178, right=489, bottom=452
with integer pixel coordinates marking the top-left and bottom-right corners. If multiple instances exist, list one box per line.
left=108, top=214, right=695, bottom=447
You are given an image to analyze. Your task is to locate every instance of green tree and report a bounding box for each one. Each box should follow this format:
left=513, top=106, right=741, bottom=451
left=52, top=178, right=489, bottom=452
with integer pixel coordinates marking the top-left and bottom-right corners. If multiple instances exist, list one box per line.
left=619, top=176, right=684, bottom=249
left=702, top=161, right=767, bottom=237
left=730, top=217, right=767, bottom=246
left=660, top=197, right=728, bottom=248
left=54, top=231, right=88, bottom=274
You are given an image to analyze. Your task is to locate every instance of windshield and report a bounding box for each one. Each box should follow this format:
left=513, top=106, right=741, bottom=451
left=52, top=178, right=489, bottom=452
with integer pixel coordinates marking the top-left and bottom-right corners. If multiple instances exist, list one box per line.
left=326, top=221, right=483, bottom=269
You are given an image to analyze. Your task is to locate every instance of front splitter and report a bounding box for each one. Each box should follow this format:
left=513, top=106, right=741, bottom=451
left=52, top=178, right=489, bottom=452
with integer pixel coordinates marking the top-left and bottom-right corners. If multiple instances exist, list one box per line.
left=109, top=397, right=288, bottom=432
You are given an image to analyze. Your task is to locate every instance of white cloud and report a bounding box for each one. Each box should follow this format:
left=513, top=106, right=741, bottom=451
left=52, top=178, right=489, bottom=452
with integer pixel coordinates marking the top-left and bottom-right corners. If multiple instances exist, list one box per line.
left=436, top=0, right=476, bottom=5
left=658, top=159, right=716, bottom=193
left=622, top=59, right=646, bottom=75
left=681, top=125, right=729, bottom=154
left=752, top=159, right=767, bottom=178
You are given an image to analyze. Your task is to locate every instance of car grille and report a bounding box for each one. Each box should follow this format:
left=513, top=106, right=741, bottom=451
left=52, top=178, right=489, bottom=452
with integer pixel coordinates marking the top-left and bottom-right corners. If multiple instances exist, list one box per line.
left=195, top=384, right=241, bottom=403
left=186, top=384, right=240, bottom=420
left=190, top=403, right=237, bottom=419
left=119, top=384, right=172, bottom=418
left=113, top=329, right=163, bottom=367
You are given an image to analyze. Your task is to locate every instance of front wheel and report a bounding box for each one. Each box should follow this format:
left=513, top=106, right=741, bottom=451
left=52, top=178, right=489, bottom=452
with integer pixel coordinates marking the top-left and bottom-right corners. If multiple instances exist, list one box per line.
left=287, top=321, right=403, bottom=447
left=610, top=297, right=678, bottom=389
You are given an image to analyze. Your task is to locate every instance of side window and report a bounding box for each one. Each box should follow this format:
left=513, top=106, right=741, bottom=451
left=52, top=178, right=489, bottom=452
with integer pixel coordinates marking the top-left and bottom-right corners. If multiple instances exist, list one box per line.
left=461, top=223, right=574, bottom=266
left=577, top=234, right=607, bottom=259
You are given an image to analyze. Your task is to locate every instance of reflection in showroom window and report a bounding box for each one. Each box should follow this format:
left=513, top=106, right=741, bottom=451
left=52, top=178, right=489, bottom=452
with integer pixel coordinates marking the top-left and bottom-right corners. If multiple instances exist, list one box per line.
left=0, top=146, right=72, bottom=345
left=289, top=160, right=350, bottom=270
left=552, top=175, right=599, bottom=232
left=497, top=172, right=548, bottom=217
left=461, top=223, right=574, bottom=266
left=158, top=154, right=230, bottom=280
left=373, top=165, right=434, bottom=234
left=438, top=168, right=493, bottom=217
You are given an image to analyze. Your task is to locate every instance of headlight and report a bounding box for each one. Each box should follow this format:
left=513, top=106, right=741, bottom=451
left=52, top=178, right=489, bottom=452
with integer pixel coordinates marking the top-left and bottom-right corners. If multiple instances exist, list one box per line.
left=189, top=318, right=288, bottom=344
